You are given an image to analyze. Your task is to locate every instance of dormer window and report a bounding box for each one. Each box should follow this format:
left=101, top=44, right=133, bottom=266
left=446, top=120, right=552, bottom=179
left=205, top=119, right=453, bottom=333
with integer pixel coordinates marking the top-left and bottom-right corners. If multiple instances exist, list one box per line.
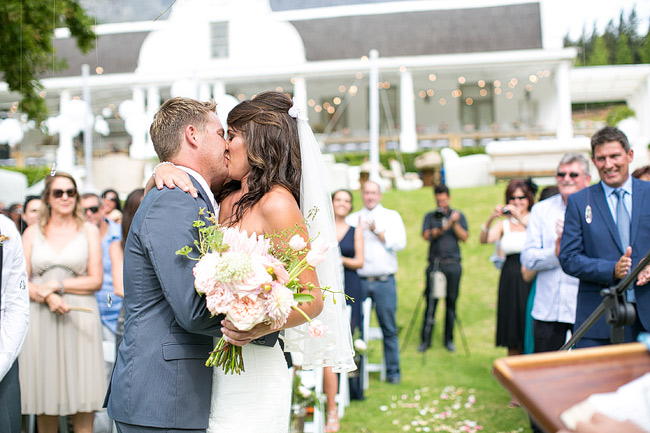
left=210, top=22, right=229, bottom=58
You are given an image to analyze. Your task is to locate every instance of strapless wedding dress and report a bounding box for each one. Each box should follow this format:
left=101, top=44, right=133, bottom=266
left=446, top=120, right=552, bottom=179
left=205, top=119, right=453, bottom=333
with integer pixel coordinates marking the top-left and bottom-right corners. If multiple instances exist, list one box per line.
left=207, top=341, right=291, bottom=433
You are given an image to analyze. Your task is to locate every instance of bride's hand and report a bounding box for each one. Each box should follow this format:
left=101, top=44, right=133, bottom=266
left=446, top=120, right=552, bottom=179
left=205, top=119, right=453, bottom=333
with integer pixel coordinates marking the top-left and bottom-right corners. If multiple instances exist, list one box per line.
left=220, top=319, right=275, bottom=346
left=151, top=163, right=198, bottom=198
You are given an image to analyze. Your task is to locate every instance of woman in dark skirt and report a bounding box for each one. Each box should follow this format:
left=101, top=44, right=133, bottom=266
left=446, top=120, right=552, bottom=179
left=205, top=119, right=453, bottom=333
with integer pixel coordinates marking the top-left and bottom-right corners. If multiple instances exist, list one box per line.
left=480, top=179, right=535, bottom=356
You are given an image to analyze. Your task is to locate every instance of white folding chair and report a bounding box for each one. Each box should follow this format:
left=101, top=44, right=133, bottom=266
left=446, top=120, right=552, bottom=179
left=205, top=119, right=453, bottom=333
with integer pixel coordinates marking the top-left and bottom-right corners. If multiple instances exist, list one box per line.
left=362, top=297, right=386, bottom=389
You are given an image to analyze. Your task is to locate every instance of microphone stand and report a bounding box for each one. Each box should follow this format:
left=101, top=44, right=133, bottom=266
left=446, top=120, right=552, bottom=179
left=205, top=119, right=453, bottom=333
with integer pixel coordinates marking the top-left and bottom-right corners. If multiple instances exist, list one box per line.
left=561, top=249, right=650, bottom=350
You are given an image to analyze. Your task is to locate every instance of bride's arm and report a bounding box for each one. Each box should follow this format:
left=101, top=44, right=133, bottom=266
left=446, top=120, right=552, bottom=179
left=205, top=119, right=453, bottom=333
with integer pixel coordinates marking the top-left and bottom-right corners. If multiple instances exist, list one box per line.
left=145, top=162, right=198, bottom=197
left=220, top=189, right=325, bottom=346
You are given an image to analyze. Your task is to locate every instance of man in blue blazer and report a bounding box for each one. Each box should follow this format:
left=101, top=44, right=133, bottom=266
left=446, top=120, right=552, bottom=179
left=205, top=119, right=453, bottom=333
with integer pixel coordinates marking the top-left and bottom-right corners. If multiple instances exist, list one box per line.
left=106, top=98, right=277, bottom=433
left=559, top=126, right=650, bottom=348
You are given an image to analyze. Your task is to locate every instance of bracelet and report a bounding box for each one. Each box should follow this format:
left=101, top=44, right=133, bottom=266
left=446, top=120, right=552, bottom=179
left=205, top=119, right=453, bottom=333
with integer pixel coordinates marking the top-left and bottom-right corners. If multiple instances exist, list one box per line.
left=152, top=161, right=175, bottom=177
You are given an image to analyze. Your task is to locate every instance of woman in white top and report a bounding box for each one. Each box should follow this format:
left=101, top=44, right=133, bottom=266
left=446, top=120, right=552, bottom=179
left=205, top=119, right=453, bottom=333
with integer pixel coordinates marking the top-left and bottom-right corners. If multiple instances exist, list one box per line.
left=480, top=179, right=535, bottom=358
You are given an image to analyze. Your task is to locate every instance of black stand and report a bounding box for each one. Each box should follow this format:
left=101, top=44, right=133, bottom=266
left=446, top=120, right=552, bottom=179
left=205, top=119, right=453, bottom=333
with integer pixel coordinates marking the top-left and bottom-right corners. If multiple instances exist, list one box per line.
left=561, top=250, right=650, bottom=350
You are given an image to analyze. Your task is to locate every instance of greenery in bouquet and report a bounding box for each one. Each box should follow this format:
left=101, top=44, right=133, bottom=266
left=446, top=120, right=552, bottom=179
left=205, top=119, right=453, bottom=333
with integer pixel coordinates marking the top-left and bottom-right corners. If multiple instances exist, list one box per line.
left=175, top=208, right=331, bottom=374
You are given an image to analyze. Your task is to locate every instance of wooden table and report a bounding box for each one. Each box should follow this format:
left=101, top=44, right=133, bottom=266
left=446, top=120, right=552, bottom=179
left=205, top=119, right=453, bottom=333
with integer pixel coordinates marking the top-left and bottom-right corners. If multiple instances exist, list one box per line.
left=493, top=343, right=650, bottom=433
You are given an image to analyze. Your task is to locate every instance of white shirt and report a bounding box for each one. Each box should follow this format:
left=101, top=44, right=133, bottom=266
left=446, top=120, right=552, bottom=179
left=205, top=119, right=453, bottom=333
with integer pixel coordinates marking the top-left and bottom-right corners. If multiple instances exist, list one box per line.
left=601, top=175, right=633, bottom=225
left=347, top=204, right=406, bottom=277
left=521, top=194, right=579, bottom=324
left=178, top=165, right=219, bottom=214
left=0, top=214, right=29, bottom=380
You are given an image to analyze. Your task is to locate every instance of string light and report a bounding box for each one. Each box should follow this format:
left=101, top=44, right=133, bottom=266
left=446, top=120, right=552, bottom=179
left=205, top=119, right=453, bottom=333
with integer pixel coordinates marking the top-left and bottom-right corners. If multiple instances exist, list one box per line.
left=326, top=106, right=335, bottom=114
left=494, top=88, right=502, bottom=95
left=308, top=99, right=316, bottom=107
left=237, top=93, right=246, bottom=100
left=494, top=80, right=501, bottom=88
left=428, top=73, right=437, bottom=81
left=355, top=72, right=364, bottom=79
left=525, top=84, right=534, bottom=91
left=479, top=89, right=488, bottom=97
left=333, top=97, right=342, bottom=105
left=465, top=97, right=474, bottom=105
left=458, top=76, right=466, bottom=84
left=348, top=85, right=358, bottom=95
left=314, top=105, right=322, bottom=112
left=451, top=89, right=462, bottom=98
left=418, top=90, right=426, bottom=98
left=95, top=66, right=104, bottom=74
left=439, top=97, right=447, bottom=105
left=478, top=80, right=486, bottom=88
left=528, top=75, right=538, bottom=83
left=505, top=91, right=514, bottom=99
left=426, top=89, right=434, bottom=97
left=275, top=86, right=284, bottom=92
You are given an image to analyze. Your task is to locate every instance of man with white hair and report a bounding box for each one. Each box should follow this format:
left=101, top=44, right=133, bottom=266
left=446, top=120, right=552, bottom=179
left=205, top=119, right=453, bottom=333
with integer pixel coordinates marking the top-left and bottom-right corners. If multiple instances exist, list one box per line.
left=522, top=153, right=591, bottom=354
left=348, top=180, right=406, bottom=384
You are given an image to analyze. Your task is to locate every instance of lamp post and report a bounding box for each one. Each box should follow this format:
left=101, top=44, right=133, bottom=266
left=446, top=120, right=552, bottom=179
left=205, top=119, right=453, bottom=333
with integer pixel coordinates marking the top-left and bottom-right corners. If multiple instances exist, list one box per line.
left=368, top=49, right=380, bottom=183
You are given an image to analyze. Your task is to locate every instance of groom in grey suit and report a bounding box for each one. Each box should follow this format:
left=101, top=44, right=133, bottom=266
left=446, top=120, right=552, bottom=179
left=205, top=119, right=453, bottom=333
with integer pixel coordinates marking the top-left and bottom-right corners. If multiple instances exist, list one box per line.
left=106, top=98, right=277, bottom=433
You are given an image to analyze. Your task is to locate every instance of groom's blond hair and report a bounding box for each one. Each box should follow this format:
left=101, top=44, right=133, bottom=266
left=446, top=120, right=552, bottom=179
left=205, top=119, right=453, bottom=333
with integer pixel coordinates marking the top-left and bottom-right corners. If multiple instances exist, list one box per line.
left=150, top=97, right=217, bottom=161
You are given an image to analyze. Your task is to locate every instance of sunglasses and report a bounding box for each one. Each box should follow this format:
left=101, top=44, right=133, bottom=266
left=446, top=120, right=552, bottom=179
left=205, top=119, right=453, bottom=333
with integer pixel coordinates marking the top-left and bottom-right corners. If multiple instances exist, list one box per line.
left=84, top=206, right=100, bottom=214
left=52, top=188, right=77, bottom=199
left=509, top=195, right=528, bottom=201
left=556, top=171, right=581, bottom=178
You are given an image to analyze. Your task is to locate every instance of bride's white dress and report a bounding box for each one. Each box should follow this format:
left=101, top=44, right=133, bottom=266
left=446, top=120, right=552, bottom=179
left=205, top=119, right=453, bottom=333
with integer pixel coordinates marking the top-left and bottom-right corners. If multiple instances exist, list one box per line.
left=207, top=341, right=291, bottom=433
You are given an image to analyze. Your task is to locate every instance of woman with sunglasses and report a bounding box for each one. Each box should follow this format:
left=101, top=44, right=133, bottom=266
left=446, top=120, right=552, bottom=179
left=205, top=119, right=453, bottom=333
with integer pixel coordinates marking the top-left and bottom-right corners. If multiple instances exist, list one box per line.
left=19, top=172, right=105, bottom=433
left=480, top=179, right=534, bottom=361
left=101, top=188, right=122, bottom=224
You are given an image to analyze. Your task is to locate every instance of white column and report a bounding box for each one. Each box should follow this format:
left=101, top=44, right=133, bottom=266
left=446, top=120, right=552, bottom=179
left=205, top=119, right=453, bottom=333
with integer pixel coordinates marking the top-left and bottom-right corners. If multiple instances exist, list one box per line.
left=399, top=67, right=417, bottom=153
left=369, top=49, right=380, bottom=183
left=128, top=87, right=148, bottom=159
left=555, top=61, right=573, bottom=141
left=625, top=74, right=650, bottom=167
left=56, top=90, right=75, bottom=173
left=198, top=82, right=212, bottom=101
left=143, top=86, right=160, bottom=159
left=81, top=64, right=94, bottom=191
left=292, top=77, right=308, bottom=120
left=213, top=81, right=226, bottom=99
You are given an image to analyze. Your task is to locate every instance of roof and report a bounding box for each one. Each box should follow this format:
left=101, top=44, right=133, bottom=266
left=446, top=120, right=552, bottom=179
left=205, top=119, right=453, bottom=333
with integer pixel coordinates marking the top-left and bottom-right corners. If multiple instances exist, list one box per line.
left=269, top=0, right=410, bottom=11
left=79, top=0, right=172, bottom=23
left=43, top=32, right=149, bottom=78
left=291, top=3, right=542, bottom=61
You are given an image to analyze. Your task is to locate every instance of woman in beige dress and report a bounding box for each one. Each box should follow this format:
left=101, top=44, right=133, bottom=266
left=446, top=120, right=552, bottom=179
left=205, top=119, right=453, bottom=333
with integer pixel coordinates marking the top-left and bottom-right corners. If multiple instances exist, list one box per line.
left=20, top=172, right=105, bottom=433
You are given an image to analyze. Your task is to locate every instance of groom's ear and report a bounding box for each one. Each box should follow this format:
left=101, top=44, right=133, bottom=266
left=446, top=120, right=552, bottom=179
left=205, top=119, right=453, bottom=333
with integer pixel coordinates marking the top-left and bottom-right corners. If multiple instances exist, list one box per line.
left=184, top=124, right=200, bottom=148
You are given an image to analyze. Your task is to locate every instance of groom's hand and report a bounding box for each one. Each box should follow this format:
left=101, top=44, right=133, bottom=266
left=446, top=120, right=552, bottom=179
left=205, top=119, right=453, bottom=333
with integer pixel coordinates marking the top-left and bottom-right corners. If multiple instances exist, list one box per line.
left=221, top=319, right=275, bottom=346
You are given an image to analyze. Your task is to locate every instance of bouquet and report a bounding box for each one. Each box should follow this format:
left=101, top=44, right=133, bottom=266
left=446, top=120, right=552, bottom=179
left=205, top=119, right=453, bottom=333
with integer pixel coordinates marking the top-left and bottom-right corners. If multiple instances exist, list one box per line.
left=176, top=209, right=330, bottom=374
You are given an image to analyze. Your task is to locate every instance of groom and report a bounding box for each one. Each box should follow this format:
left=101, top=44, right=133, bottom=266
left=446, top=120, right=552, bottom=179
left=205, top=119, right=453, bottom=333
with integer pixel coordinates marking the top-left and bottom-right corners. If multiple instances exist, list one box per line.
left=106, top=97, right=277, bottom=433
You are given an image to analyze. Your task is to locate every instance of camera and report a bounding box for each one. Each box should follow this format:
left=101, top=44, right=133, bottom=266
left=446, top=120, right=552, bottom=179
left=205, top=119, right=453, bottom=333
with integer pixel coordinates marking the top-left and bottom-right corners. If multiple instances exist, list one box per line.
left=502, top=208, right=511, bottom=215
left=433, top=208, right=446, bottom=219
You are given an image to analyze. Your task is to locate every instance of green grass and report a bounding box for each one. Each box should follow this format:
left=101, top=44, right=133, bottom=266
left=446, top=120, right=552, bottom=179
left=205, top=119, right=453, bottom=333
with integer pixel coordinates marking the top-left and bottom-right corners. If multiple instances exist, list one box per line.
left=339, top=185, right=531, bottom=433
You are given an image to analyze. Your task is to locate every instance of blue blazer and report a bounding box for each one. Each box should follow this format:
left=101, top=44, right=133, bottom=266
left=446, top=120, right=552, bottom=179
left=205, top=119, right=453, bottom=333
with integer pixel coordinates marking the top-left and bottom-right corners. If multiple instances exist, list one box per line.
left=106, top=177, right=277, bottom=429
left=559, top=177, right=650, bottom=339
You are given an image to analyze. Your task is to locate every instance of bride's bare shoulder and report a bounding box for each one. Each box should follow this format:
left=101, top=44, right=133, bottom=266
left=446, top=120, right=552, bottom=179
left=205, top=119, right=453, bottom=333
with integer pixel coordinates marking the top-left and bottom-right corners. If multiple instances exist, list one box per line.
left=259, top=186, right=302, bottom=228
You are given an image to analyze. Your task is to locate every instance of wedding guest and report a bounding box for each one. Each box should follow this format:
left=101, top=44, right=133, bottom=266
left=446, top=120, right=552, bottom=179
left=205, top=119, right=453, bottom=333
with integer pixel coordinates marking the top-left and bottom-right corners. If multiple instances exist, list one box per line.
left=0, top=214, right=29, bottom=433
left=19, top=172, right=105, bottom=433
left=80, top=193, right=123, bottom=336
left=20, top=196, right=42, bottom=234
left=6, top=203, right=22, bottom=230
left=114, top=187, right=145, bottom=347
left=322, top=189, right=365, bottom=432
left=101, top=188, right=122, bottom=224
left=348, top=180, right=406, bottom=384
left=480, top=179, right=534, bottom=358
left=559, top=127, right=650, bottom=347
left=632, top=164, right=650, bottom=181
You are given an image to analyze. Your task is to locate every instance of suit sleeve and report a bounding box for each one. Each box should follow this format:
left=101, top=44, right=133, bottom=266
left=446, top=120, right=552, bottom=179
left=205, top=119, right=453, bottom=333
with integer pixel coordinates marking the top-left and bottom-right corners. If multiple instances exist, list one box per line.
left=141, top=190, right=224, bottom=337
left=559, top=194, right=617, bottom=286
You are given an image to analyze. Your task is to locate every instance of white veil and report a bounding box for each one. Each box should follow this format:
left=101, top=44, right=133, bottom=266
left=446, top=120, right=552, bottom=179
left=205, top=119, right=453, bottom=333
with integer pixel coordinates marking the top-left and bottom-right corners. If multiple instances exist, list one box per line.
left=283, top=107, right=356, bottom=373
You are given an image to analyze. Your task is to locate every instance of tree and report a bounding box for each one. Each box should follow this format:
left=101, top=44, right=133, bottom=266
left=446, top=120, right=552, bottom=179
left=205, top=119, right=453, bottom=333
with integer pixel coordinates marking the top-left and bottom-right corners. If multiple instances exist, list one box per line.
left=615, top=33, right=634, bottom=64
left=0, top=1, right=95, bottom=122
left=640, top=25, right=650, bottom=64
left=587, top=35, right=610, bottom=66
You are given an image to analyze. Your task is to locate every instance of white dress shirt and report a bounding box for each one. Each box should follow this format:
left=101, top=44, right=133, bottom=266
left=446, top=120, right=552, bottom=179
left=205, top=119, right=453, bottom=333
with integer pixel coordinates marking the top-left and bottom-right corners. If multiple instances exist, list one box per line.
left=178, top=165, right=219, bottom=214
left=601, top=175, right=632, bottom=224
left=0, top=214, right=29, bottom=381
left=347, top=204, right=406, bottom=277
left=521, top=194, right=579, bottom=323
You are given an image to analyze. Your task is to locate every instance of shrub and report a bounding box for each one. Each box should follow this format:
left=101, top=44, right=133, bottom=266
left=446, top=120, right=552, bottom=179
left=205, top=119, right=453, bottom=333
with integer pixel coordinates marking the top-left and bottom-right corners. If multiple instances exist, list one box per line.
left=1, top=166, right=50, bottom=186
left=606, top=105, right=636, bottom=126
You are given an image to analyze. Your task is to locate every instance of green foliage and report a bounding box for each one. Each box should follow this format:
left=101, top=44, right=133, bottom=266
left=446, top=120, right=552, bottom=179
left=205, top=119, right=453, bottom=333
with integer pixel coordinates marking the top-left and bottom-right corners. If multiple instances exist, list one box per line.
left=587, top=35, right=610, bottom=65
left=606, top=105, right=636, bottom=126
left=615, top=33, right=634, bottom=64
left=456, top=146, right=486, bottom=157
left=640, top=28, right=650, bottom=64
left=0, top=166, right=49, bottom=186
left=0, top=0, right=96, bottom=122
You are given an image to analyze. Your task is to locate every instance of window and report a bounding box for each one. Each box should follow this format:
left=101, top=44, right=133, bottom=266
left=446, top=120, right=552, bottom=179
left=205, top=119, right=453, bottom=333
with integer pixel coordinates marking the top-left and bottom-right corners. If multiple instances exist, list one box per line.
left=210, top=22, right=229, bottom=59
left=459, top=83, right=494, bottom=131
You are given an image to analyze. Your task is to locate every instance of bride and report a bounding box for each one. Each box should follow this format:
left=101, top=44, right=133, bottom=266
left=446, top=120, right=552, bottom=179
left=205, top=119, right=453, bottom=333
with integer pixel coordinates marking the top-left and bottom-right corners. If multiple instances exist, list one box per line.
left=153, top=91, right=355, bottom=433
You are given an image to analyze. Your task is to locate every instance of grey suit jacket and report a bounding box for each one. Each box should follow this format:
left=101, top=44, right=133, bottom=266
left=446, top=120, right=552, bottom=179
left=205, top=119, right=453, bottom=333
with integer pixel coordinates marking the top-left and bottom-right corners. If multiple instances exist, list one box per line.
left=106, top=176, right=277, bottom=429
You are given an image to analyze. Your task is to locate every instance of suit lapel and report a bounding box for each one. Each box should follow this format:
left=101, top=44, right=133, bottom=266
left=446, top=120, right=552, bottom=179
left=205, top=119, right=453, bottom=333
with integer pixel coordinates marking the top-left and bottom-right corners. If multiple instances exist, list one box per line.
left=630, top=177, right=644, bottom=246
left=591, top=183, right=624, bottom=253
left=190, top=177, right=215, bottom=215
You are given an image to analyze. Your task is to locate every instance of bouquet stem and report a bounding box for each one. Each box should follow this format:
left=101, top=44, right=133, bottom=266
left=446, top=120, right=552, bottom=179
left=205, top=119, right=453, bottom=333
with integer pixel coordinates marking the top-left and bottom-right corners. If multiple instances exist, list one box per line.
left=206, top=337, right=244, bottom=374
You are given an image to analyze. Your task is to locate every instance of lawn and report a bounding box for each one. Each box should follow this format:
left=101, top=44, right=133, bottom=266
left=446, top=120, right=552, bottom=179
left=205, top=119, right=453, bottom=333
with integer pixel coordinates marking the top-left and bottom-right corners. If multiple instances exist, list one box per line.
left=339, top=184, right=532, bottom=433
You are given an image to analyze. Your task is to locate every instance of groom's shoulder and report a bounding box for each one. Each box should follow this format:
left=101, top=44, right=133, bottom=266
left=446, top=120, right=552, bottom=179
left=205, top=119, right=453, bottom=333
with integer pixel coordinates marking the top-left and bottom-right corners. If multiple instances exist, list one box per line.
left=138, top=187, right=205, bottom=223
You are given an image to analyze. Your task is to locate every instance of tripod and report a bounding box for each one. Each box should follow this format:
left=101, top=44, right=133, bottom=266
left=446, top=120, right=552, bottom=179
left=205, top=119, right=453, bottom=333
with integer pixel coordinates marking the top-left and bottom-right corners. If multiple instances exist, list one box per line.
left=561, top=249, right=650, bottom=350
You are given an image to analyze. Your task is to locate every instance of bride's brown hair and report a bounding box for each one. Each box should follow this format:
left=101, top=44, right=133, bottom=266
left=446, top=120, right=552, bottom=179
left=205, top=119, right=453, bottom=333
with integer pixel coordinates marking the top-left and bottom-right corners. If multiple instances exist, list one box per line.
left=218, top=91, right=301, bottom=225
